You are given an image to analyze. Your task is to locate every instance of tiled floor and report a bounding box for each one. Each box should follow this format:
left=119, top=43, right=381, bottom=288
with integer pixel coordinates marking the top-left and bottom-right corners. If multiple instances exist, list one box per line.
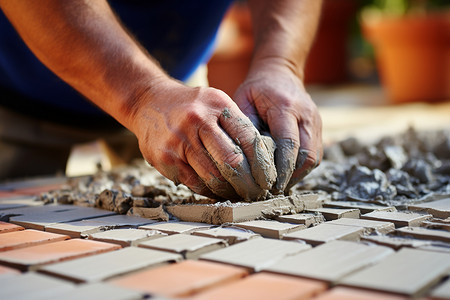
left=0, top=178, right=449, bottom=299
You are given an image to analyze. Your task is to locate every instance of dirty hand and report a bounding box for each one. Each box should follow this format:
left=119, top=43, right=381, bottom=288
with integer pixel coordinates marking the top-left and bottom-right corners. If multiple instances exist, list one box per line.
left=128, top=79, right=277, bottom=201
left=234, top=60, right=323, bottom=194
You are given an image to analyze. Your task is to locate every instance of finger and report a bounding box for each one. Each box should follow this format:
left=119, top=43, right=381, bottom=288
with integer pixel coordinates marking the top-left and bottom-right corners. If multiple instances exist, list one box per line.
left=198, top=121, right=267, bottom=201
left=218, top=105, right=277, bottom=191
left=159, top=160, right=217, bottom=198
left=234, top=89, right=263, bottom=131
left=265, top=110, right=300, bottom=194
left=184, top=140, right=240, bottom=200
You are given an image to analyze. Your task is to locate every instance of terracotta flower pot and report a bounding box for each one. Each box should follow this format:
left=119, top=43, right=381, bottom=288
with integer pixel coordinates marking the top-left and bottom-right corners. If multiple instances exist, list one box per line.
left=363, top=12, right=450, bottom=103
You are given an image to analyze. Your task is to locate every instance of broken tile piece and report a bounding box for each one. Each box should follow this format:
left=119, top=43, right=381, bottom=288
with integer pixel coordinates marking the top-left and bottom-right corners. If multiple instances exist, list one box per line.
left=282, top=223, right=364, bottom=246
left=313, top=287, right=409, bottom=300
left=233, top=220, right=305, bottom=239
left=200, top=238, right=311, bottom=272
left=165, top=194, right=314, bottom=225
left=138, top=234, right=226, bottom=259
left=276, top=213, right=324, bottom=227
left=307, top=208, right=360, bottom=220
left=139, top=221, right=211, bottom=235
left=430, top=277, right=450, bottom=300
left=323, top=201, right=396, bottom=214
left=192, top=227, right=261, bottom=245
left=396, top=226, right=450, bottom=243
left=0, top=272, right=75, bottom=299
left=340, top=248, right=450, bottom=297
left=0, top=221, right=24, bottom=234
left=88, top=228, right=166, bottom=247
left=328, top=218, right=395, bottom=234
left=9, top=206, right=116, bottom=230
left=361, top=211, right=432, bottom=228
left=39, top=247, right=181, bottom=283
left=264, top=240, right=393, bottom=283
left=408, top=198, right=450, bottom=219
left=0, top=238, right=121, bottom=271
left=189, top=272, right=327, bottom=300
left=0, top=229, right=69, bottom=252
left=109, top=260, right=248, bottom=297
left=44, top=282, right=146, bottom=300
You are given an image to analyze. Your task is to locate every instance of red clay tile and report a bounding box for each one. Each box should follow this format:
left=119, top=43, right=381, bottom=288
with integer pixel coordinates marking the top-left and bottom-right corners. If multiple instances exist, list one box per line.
left=0, top=265, right=20, bottom=276
left=0, top=221, right=24, bottom=234
left=189, top=272, right=327, bottom=300
left=0, top=229, right=69, bottom=252
left=313, top=287, right=409, bottom=300
left=0, top=238, right=120, bottom=271
left=109, top=259, right=248, bottom=297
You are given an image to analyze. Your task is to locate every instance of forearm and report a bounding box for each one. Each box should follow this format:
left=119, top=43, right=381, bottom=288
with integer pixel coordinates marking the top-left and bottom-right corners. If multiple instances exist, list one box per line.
left=247, top=0, right=322, bottom=79
left=0, top=0, right=169, bottom=132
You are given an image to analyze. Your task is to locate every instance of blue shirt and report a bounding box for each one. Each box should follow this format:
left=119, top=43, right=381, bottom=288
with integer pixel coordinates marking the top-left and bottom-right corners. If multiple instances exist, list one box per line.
left=0, top=0, right=233, bottom=119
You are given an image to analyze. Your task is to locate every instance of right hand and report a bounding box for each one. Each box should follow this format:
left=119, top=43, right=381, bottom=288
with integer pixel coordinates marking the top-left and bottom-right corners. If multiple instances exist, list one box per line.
left=127, top=79, right=277, bottom=201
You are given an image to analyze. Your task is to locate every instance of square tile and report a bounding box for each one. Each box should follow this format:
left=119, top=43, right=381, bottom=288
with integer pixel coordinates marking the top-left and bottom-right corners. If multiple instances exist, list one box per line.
left=88, top=229, right=166, bottom=247
left=192, top=226, right=261, bottom=245
left=0, top=221, right=24, bottom=234
left=361, top=211, right=432, bottom=227
left=139, top=221, right=211, bottom=235
left=0, top=229, right=69, bottom=252
left=233, top=220, right=305, bottom=239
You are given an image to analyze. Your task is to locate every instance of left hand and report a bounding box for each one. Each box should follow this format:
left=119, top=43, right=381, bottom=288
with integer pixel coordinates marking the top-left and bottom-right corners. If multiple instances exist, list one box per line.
left=233, top=58, right=323, bottom=194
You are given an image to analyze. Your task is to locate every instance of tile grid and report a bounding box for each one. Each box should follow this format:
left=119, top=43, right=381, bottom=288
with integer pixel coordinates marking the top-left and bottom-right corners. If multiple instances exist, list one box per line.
left=0, top=183, right=449, bottom=299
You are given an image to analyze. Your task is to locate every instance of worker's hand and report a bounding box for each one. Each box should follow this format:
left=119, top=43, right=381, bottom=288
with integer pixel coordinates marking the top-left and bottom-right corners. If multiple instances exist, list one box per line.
left=128, top=79, right=277, bottom=201
left=234, top=58, right=323, bottom=194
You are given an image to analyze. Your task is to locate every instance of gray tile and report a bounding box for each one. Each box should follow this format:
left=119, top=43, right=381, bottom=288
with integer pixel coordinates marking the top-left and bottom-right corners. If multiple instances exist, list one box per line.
left=192, top=227, right=261, bottom=245
left=361, top=234, right=434, bottom=250
left=138, top=234, right=226, bottom=259
left=408, top=198, right=450, bottom=219
left=323, top=201, right=396, bottom=214
left=233, top=220, right=305, bottom=239
left=327, top=218, right=395, bottom=234
left=361, top=211, right=432, bottom=228
left=276, top=213, right=324, bottom=227
left=88, top=229, right=166, bottom=247
left=264, top=240, right=394, bottom=283
left=38, top=247, right=181, bottom=283
left=430, top=277, right=450, bottom=300
left=307, top=208, right=360, bottom=220
left=396, top=226, right=450, bottom=243
left=0, top=272, right=75, bottom=300
left=200, top=238, right=311, bottom=271
left=44, top=282, right=146, bottom=300
left=282, top=223, right=364, bottom=246
left=340, top=248, right=450, bottom=297
left=139, top=221, right=211, bottom=235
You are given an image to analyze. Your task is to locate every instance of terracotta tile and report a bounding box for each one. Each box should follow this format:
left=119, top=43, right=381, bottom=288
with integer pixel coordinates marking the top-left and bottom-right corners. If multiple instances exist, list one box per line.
left=0, top=229, right=69, bottom=252
left=314, top=287, right=408, bottom=300
left=396, top=226, right=450, bottom=243
left=44, top=282, right=147, bottom=300
left=88, top=228, right=166, bottom=247
left=307, top=208, right=360, bottom=220
left=276, top=213, right=323, bottom=227
left=165, top=194, right=313, bottom=225
left=233, top=220, right=305, bottom=239
left=192, top=226, right=261, bottom=245
left=0, top=238, right=121, bottom=271
left=264, top=240, right=393, bottom=283
left=328, top=218, right=395, bottom=234
left=39, top=247, right=181, bottom=283
left=139, top=221, right=211, bottom=235
left=340, top=248, right=450, bottom=297
left=138, top=233, right=226, bottom=259
left=109, top=260, right=248, bottom=297
left=200, top=238, right=311, bottom=272
left=9, top=206, right=116, bottom=230
left=0, top=272, right=75, bottom=299
left=361, top=211, right=432, bottom=227
left=323, top=201, right=396, bottom=214
left=189, top=272, right=327, bottom=300
left=0, top=221, right=24, bottom=234
left=430, top=277, right=450, bottom=300
left=408, top=198, right=450, bottom=219
left=282, top=223, right=364, bottom=246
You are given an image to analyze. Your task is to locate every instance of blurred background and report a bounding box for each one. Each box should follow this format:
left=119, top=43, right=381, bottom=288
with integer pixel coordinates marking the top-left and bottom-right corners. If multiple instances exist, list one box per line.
left=207, top=0, right=450, bottom=144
